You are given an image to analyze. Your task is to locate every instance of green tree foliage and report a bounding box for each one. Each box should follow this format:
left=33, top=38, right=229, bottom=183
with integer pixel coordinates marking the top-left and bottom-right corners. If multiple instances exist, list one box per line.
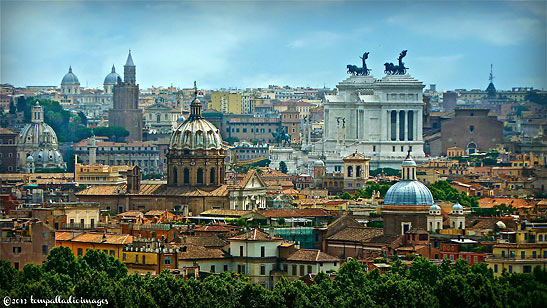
left=94, top=126, right=130, bottom=142
left=428, top=181, right=478, bottom=207
left=353, top=181, right=392, bottom=199
left=279, top=161, right=288, bottom=174
left=370, top=167, right=400, bottom=177
left=1, top=249, right=547, bottom=308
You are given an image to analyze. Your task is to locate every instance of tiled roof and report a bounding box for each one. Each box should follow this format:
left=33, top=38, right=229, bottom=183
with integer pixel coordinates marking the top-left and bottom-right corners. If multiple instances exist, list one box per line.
left=259, top=208, right=331, bottom=218
left=144, top=210, right=169, bottom=216
left=179, top=235, right=228, bottom=247
left=228, top=229, right=283, bottom=241
left=285, top=249, right=339, bottom=262
left=55, top=231, right=76, bottom=241
left=176, top=244, right=230, bottom=260
left=76, top=183, right=229, bottom=197
left=117, top=211, right=143, bottom=218
left=70, top=232, right=133, bottom=245
left=467, top=217, right=517, bottom=230
left=200, top=209, right=251, bottom=217
left=478, top=198, right=536, bottom=209
left=327, top=227, right=383, bottom=242
left=0, top=128, right=15, bottom=134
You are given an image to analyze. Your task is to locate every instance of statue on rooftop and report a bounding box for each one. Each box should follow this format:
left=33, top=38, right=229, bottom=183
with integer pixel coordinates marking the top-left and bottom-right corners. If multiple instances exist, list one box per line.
left=347, top=51, right=371, bottom=76
left=384, top=50, right=409, bottom=75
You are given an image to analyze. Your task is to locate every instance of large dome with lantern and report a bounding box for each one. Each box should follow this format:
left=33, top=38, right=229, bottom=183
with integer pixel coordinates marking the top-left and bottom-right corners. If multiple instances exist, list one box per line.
left=169, top=90, right=222, bottom=151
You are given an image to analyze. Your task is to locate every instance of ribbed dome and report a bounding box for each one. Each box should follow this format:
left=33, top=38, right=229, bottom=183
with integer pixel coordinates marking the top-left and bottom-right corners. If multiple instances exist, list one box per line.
left=61, top=66, right=80, bottom=85
left=384, top=180, right=434, bottom=205
left=104, top=65, right=120, bottom=84
left=18, top=123, right=59, bottom=147
left=169, top=119, right=222, bottom=150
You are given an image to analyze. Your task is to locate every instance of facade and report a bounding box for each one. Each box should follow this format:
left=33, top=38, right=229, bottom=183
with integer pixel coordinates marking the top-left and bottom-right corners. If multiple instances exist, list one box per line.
left=109, top=50, right=143, bottom=142
left=343, top=152, right=370, bottom=191
left=144, top=102, right=179, bottom=135
left=210, top=91, right=242, bottom=114
left=73, top=137, right=160, bottom=175
left=382, top=153, right=434, bottom=235
left=280, top=103, right=301, bottom=145
left=0, top=220, right=55, bottom=270
left=319, top=73, right=426, bottom=169
left=16, top=102, right=66, bottom=172
left=0, top=128, right=17, bottom=172
left=441, top=108, right=504, bottom=155
left=56, top=232, right=133, bottom=259
left=232, top=142, right=270, bottom=162
left=225, top=115, right=281, bottom=143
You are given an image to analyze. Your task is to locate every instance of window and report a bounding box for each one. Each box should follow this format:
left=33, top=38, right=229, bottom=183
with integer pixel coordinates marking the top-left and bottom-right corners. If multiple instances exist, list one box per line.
left=123, top=253, right=127, bottom=261
left=197, top=168, right=203, bottom=184
left=260, top=265, right=266, bottom=275
left=523, top=265, right=532, bottom=273
left=532, top=251, right=537, bottom=258
left=509, top=265, right=512, bottom=273
left=521, top=251, right=525, bottom=259
left=14, top=262, right=19, bottom=270
left=474, top=256, right=478, bottom=263
left=77, top=248, right=83, bottom=256
left=539, top=235, right=543, bottom=242
left=307, top=265, right=312, bottom=274
left=373, top=145, right=376, bottom=152
left=292, top=265, right=297, bottom=276
left=261, top=246, right=265, bottom=258
left=494, top=264, right=498, bottom=273
left=210, top=168, right=215, bottom=185
left=347, top=166, right=353, bottom=177
left=211, top=265, right=216, bottom=273
left=164, top=256, right=172, bottom=265
left=42, top=245, right=48, bottom=255
left=136, top=255, right=139, bottom=263
left=240, top=246, right=244, bottom=257
left=300, top=265, right=305, bottom=276
left=224, top=265, right=228, bottom=272
left=393, top=146, right=396, bottom=152
left=184, top=168, right=190, bottom=184
left=12, top=247, right=21, bottom=254
left=142, top=255, right=146, bottom=264
left=283, top=264, right=288, bottom=273
left=469, top=125, right=475, bottom=132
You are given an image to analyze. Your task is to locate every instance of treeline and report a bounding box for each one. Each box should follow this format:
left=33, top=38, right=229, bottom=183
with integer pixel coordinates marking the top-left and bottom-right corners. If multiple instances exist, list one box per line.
left=15, top=97, right=129, bottom=143
left=1, top=247, right=546, bottom=308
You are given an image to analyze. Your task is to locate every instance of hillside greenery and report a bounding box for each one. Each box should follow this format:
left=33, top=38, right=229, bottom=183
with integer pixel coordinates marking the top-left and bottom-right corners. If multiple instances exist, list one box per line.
left=1, top=247, right=545, bottom=308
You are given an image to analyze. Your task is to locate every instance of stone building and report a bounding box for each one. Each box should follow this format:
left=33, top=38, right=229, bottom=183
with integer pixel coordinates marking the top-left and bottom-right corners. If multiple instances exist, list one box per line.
left=73, top=137, right=161, bottom=175
left=319, top=72, right=426, bottom=169
left=0, top=219, right=55, bottom=270
left=144, top=102, right=179, bottom=135
left=343, top=152, right=370, bottom=191
left=382, top=152, right=434, bottom=235
left=0, top=128, right=17, bottom=172
left=280, top=103, right=301, bottom=145
left=440, top=108, right=504, bottom=155
left=109, top=50, right=143, bottom=142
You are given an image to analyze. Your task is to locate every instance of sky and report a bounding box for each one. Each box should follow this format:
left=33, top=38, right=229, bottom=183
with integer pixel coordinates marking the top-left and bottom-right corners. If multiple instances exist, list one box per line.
left=1, top=0, right=545, bottom=91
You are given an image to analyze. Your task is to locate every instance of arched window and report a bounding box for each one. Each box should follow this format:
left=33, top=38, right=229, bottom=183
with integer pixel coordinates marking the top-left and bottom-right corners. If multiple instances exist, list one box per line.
left=173, top=167, right=178, bottom=185
left=347, top=166, right=353, bottom=177
left=184, top=168, right=190, bottom=184
left=539, top=235, right=543, bottom=242
left=197, top=168, right=203, bottom=184
left=356, top=166, right=362, bottom=178
left=210, top=168, right=215, bottom=185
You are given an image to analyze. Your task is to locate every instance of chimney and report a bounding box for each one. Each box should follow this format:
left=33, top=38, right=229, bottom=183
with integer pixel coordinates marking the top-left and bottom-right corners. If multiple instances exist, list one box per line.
left=269, top=227, right=274, bottom=239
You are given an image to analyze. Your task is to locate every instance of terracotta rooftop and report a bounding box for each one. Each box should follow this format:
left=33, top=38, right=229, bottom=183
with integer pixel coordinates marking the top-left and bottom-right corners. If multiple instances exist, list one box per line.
left=259, top=208, right=331, bottom=218
left=478, top=198, right=536, bottom=209
left=285, top=249, right=339, bottom=262
left=194, top=225, right=231, bottom=232
left=69, top=232, right=133, bottom=245
left=144, top=210, right=170, bottom=217
left=176, top=244, right=231, bottom=260
left=0, top=128, right=15, bottom=134
left=55, top=231, right=76, bottom=241
left=228, top=229, right=283, bottom=241
left=200, top=209, right=251, bottom=217
left=327, top=227, right=383, bottom=242
left=117, top=211, right=143, bottom=218
left=179, top=235, right=228, bottom=247
left=76, top=183, right=229, bottom=197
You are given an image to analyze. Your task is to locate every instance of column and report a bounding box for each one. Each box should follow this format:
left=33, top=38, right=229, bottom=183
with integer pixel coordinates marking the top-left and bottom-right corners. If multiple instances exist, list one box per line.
left=395, top=110, right=400, bottom=142
left=417, top=109, right=423, bottom=141
left=414, top=109, right=419, bottom=141
left=386, top=110, right=390, bottom=141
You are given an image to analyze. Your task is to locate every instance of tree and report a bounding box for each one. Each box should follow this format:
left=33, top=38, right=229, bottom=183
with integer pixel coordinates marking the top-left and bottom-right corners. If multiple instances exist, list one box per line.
left=279, top=161, right=288, bottom=174
left=278, top=217, right=286, bottom=226
left=78, top=111, right=88, bottom=126
left=225, top=136, right=239, bottom=145
left=8, top=100, right=16, bottom=114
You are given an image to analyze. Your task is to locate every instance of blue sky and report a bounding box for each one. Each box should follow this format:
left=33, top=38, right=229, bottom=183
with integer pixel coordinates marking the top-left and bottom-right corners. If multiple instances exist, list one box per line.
left=1, top=0, right=545, bottom=91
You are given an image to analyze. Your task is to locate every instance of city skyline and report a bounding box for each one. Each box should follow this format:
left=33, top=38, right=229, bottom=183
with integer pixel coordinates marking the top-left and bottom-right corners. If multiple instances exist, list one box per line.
left=1, top=0, right=545, bottom=91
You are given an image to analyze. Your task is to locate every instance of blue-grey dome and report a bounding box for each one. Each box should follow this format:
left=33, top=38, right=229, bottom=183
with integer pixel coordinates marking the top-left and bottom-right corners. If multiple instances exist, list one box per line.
left=452, top=202, right=463, bottom=210
left=429, top=204, right=441, bottom=210
left=314, top=160, right=325, bottom=167
left=384, top=180, right=434, bottom=205
left=61, top=66, right=80, bottom=85
left=104, top=65, right=120, bottom=84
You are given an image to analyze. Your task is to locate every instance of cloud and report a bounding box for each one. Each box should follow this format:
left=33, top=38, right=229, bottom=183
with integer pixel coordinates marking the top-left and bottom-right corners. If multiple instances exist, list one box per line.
left=386, top=12, right=544, bottom=46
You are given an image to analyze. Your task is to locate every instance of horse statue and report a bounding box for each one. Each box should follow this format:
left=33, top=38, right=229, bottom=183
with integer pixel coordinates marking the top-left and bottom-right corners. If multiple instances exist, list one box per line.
left=384, top=50, right=409, bottom=75
left=347, top=51, right=371, bottom=76
left=272, top=127, right=291, bottom=146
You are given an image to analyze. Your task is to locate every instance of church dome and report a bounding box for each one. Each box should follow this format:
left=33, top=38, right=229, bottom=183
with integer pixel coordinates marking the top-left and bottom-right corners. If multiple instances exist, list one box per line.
left=429, top=204, right=441, bottom=210
left=61, top=66, right=80, bottom=85
left=452, top=202, right=464, bottom=210
left=314, top=160, right=325, bottom=167
left=384, top=181, right=434, bottom=205
left=18, top=122, right=58, bottom=146
left=104, top=65, right=120, bottom=85
left=169, top=84, right=222, bottom=151
left=33, top=148, right=63, bottom=166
